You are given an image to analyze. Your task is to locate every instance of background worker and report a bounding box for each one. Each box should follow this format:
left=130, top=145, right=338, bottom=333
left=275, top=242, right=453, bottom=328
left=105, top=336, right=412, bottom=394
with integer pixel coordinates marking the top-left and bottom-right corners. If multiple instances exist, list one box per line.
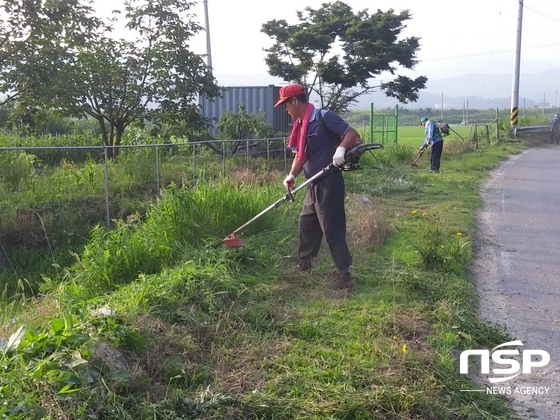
left=550, top=113, right=560, bottom=145
left=419, top=116, right=444, bottom=173
left=274, top=83, right=360, bottom=290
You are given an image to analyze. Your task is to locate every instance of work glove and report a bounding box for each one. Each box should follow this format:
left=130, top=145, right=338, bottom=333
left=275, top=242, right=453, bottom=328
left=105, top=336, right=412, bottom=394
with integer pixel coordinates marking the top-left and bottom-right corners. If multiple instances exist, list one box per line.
left=283, top=174, right=295, bottom=190
left=333, top=146, right=346, bottom=166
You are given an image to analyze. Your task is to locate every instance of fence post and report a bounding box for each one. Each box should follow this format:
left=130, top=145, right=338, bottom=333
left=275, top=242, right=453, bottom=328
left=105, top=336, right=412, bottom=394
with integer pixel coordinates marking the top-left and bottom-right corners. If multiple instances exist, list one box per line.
left=192, top=143, right=196, bottom=185
left=155, top=145, right=161, bottom=196
left=246, top=140, right=249, bottom=169
left=496, top=108, right=499, bottom=143
left=103, top=146, right=110, bottom=228
left=370, top=103, right=374, bottom=143
left=394, top=105, right=399, bottom=144
left=222, top=141, right=226, bottom=176
left=473, top=125, right=479, bottom=149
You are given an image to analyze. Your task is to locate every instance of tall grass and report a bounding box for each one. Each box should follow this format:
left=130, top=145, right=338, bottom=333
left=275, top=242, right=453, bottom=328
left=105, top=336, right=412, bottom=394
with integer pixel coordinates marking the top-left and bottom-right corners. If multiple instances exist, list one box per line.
left=52, top=180, right=285, bottom=301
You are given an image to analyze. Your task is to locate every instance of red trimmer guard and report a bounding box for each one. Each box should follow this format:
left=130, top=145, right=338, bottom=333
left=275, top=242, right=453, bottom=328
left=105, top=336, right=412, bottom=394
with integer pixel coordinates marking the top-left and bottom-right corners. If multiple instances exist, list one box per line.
left=223, top=233, right=244, bottom=248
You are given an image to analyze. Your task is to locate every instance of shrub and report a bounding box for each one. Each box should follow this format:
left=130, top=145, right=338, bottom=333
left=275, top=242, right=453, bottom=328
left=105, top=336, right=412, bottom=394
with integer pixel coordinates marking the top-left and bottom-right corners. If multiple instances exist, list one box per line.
left=0, top=151, right=37, bottom=191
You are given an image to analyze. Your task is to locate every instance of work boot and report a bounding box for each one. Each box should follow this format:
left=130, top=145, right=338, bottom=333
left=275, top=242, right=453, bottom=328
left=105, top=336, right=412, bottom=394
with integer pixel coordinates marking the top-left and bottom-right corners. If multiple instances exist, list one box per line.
left=298, top=256, right=313, bottom=272
left=331, top=271, right=352, bottom=290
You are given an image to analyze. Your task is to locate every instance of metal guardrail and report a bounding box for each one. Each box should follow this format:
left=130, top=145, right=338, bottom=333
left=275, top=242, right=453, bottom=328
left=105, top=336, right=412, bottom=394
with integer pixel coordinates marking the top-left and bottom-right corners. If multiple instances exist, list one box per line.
left=514, top=125, right=550, bottom=136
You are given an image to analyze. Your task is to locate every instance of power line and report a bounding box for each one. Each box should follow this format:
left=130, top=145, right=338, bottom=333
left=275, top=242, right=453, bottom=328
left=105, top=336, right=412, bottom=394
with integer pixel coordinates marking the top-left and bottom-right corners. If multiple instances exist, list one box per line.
left=523, top=3, right=560, bottom=24
left=421, top=43, right=560, bottom=63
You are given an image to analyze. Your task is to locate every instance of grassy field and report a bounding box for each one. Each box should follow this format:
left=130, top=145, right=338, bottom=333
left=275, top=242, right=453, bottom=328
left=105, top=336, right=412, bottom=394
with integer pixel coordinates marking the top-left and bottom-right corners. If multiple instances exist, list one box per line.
left=0, top=130, right=541, bottom=418
left=396, top=125, right=473, bottom=147
left=0, top=123, right=473, bottom=297
left=364, top=124, right=488, bottom=148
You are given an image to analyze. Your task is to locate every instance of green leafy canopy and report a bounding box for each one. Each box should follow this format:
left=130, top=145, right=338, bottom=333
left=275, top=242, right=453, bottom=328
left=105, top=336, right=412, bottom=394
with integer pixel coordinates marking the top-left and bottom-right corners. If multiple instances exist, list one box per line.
left=261, top=1, right=427, bottom=113
left=0, top=0, right=220, bottom=159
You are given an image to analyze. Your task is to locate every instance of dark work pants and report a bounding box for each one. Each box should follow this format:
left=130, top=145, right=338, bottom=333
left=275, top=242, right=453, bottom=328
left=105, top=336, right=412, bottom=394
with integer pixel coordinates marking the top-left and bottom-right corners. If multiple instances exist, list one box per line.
left=298, top=171, right=352, bottom=273
left=430, top=140, right=443, bottom=171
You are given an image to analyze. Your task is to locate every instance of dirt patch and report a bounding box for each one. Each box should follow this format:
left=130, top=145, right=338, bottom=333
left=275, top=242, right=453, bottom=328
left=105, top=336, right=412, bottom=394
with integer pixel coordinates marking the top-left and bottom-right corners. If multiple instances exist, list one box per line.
left=227, top=167, right=285, bottom=187
left=346, top=194, right=392, bottom=250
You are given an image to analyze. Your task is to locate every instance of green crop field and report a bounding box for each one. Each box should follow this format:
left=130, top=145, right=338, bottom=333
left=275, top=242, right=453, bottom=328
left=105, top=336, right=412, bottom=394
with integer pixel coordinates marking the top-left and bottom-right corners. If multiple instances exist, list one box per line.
left=365, top=124, right=474, bottom=147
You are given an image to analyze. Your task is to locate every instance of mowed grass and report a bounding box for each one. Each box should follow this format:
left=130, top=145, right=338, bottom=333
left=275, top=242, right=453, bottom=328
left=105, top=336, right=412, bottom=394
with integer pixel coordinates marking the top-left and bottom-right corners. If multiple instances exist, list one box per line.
left=0, top=134, right=533, bottom=418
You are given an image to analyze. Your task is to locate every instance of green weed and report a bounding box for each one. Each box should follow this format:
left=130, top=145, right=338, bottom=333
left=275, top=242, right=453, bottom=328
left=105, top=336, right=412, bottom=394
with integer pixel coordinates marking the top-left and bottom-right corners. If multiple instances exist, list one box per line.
left=411, top=212, right=470, bottom=274
left=0, top=151, right=37, bottom=192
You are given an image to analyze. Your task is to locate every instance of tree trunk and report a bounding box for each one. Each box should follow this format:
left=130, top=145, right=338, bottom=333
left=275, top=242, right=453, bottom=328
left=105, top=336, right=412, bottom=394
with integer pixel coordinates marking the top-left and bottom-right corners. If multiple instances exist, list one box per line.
left=98, top=116, right=113, bottom=159
left=113, top=127, right=124, bottom=161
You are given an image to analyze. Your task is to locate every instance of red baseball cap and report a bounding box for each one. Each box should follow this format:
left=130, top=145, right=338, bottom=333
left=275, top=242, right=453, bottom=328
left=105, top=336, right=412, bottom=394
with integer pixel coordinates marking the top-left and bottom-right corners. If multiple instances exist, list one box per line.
left=274, top=84, right=305, bottom=107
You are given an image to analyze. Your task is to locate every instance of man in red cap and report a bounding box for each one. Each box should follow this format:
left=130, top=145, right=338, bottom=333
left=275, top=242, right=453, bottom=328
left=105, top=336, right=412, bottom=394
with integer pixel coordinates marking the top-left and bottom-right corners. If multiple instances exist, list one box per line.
left=274, top=83, right=360, bottom=290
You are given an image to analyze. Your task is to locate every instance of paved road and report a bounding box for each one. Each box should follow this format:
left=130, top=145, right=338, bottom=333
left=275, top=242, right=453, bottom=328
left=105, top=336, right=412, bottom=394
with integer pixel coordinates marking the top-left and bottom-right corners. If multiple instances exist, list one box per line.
left=474, top=147, right=560, bottom=419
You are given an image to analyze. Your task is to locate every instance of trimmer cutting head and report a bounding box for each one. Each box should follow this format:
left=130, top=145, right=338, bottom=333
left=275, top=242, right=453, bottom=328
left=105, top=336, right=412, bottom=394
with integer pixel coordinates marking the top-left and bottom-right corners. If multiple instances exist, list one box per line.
left=223, top=233, right=244, bottom=248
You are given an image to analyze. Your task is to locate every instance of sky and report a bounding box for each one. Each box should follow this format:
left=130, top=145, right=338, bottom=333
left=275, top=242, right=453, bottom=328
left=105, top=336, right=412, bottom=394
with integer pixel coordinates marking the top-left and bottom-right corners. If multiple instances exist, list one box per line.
left=93, top=0, right=560, bottom=102
left=185, top=0, right=560, bottom=81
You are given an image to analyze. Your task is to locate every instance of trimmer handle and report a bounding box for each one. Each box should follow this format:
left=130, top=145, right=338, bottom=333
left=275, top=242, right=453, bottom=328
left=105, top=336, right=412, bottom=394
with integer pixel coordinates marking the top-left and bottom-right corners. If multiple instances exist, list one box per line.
left=285, top=185, right=295, bottom=202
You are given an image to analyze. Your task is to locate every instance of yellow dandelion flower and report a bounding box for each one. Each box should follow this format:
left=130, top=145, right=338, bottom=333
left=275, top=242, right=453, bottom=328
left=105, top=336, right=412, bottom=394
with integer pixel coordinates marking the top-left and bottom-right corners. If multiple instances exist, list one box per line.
left=401, top=343, right=407, bottom=354
left=456, top=232, right=462, bottom=236
left=440, top=245, right=444, bottom=249
left=421, top=212, right=428, bottom=217
left=411, top=210, right=417, bottom=215
left=392, top=335, right=399, bottom=341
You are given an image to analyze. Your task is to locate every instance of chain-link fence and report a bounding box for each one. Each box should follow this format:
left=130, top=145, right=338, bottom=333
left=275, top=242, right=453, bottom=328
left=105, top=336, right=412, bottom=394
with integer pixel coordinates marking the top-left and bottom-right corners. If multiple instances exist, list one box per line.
left=0, top=138, right=291, bottom=232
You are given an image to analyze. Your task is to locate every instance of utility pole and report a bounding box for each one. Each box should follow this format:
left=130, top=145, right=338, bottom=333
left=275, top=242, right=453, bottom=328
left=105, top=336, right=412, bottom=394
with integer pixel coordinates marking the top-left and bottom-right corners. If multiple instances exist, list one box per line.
left=510, top=0, right=523, bottom=128
left=441, top=93, right=444, bottom=121
left=203, top=0, right=213, bottom=71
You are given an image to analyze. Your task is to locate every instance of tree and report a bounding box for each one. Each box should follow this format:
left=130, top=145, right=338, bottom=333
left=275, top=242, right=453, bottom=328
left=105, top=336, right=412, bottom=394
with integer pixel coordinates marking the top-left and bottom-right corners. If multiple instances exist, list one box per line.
left=58, top=0, right=220, bottom=159
left=0, top=0, right=100, bottom=106
left=0, top=0, right=220, bottom=159
left=261, top=1, right=427, bottom=113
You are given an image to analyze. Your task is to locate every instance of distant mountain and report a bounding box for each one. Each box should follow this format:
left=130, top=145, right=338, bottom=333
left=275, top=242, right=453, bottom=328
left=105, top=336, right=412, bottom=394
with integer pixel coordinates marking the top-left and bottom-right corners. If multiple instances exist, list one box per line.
left=214, top=66, right=560, bottom=111
left=359, top=68, right=560, bottom=110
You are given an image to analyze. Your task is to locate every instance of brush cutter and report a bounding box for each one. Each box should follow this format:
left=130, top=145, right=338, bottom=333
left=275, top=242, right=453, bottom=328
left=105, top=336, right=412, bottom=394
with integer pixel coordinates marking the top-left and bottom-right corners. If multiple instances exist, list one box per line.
left=446, top=125, right=464, bottom=141
left=222, top=142, right=383, bottom=248
left=411, top=148, right=425, bottom=168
